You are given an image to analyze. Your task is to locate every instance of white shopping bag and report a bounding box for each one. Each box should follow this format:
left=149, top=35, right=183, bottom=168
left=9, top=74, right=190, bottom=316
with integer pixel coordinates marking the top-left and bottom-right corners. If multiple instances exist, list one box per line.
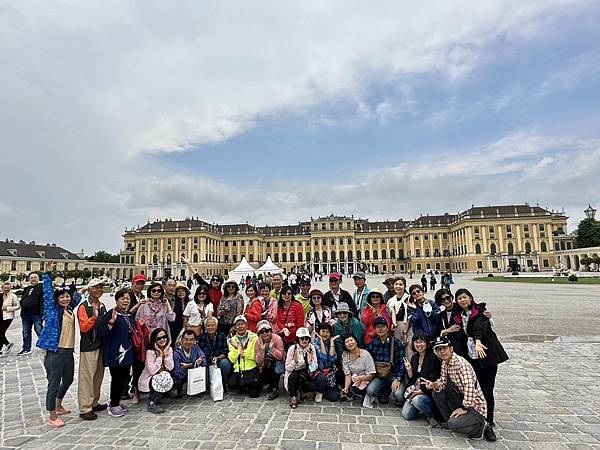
left=209, top=365, right=224, bottom=402
left=186, top=366, right=207, bottom=396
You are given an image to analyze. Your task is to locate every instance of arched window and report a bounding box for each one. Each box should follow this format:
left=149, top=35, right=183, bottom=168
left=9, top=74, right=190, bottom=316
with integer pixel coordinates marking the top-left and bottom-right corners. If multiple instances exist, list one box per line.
left=274, top=253, right=279, bottom=263
left=508, top=243, right=514, bottom=255
left=140, top=254, right=146, bottom=265
left=475, top=244, right=481, bottom=254
left=322, top=251, right=328, bottom=262
left=166, top=254, right=172, bottom=263
left=306, top=252, right=310, bottom=262
left=373, top=250, right=378, bottom=260
left=282, top=253, right=288, bottom=262
left=192, top=253, right=198, bottom=263
left=153, top=254, right=158, bottom=264
left=331, top=251, right=336, bottom=261
left=348, top=250, right=353, bottom=261
left=381, top=249, right=387, bottom=260
left=365, top=250, right=370, bottom=260
left=390, top=249, right=396, bottom=259
left=339, top=250, right=345, bottom=261
left=314, top=252, right=320, bottom=262
left=297, top=253, right=302, bottom=262
left=540, top=241, right=548, bottom=252
left=490, top=243, right=497, bottom=255
left=398, top=249, right=404, bottom=259
left=356, top=250, right=361, bottom=261
left=525, top=242, right=532, bottom=253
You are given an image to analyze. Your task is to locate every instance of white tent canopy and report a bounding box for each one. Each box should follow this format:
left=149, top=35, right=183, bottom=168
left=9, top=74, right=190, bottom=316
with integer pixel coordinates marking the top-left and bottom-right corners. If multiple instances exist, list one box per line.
left=227, top=257, right=256, bottom=280
left=256, top=256, right=283, bottom=275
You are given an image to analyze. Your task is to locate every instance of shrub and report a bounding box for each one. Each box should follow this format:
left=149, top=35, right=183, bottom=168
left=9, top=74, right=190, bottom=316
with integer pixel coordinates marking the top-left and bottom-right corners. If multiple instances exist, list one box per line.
left=487, top=273, right=494, bottom=278
left=15, top=290, right=23, bottom=297
left=568, top=274, right=578, bottom=282
left=511, top=271, right=519, bottom=276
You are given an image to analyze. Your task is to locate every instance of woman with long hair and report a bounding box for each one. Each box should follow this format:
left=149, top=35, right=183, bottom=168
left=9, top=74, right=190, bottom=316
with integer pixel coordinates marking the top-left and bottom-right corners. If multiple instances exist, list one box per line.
left=183, top=285, right=213, bottom=337
left=276, top=285, right=305, bottom=351
left=454, top=288, right=508, bottom=432
left=361, top=289, right=392, bottom=346
left=216, top=281, right=244, bottom=336
left=304, top=289, right=334, bottom=339
left=138, top=328, right=174, bottom=414
left=135, top=283, right=176, bottom=339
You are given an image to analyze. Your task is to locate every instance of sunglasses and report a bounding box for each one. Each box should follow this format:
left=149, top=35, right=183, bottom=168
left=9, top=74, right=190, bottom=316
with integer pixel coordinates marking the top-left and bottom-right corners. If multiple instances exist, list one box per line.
left=283, top=292, right=292, bottom=296
left=370, top=295, right=382, bottom=299
left=299, top=337, right=311, bottom=341
left=441, top=296, right=452, bottom=302
left=411, top=289, right=422, bottom=295
left=157, top=336, right=168, bottom=341
left=151, top=288, right=162, bottom=293
left=211, top=279, right=220, bottom=282
left=311, top=296, right=322, bottom=300
left=258, top=329, right=272, bottom=335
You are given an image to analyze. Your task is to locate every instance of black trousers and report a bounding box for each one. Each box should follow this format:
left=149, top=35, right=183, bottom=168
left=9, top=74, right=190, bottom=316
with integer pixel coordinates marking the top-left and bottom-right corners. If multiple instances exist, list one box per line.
left=474, top=364, right=498, bottom=424
left=0, top=319, right=13, bottom=349
left=109, top=365, right=131, bottom=407
left=260, top=365, right=281, bottom=391
left=123, top=359, right=145, bottom=395
left=229, top=371, right=261, bottom=398
left=287, top=370, right=316, bottom=398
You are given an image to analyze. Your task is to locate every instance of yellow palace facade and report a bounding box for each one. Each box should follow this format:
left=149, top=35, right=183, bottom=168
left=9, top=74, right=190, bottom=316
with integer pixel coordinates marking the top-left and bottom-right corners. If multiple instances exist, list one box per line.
left=121, top=204, right=568, bottom=279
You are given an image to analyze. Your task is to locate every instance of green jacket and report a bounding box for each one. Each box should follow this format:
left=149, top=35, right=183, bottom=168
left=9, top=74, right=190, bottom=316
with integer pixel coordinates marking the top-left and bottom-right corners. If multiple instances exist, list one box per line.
left=333, top=317, right=364, bottom=358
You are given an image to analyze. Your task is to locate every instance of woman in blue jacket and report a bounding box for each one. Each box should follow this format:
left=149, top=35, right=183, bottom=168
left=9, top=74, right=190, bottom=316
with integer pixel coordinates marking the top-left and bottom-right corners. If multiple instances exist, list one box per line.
left=36, top=261, right=83, bottom=428
left=100, top=288, right=137, bottom=418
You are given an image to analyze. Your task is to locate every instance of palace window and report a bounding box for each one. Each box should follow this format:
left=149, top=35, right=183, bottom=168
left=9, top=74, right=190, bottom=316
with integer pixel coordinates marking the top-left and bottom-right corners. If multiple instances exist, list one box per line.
left=540, top=241, right=548, bottom=252
left=489, top=226, right=495, bottom=239
left=381, top=249, right=387, bottom=259
left=524, top=224, right=530, bottom=238
left=415, top=249, right=421, bottom=258
left=390, top=249, right=395, bottom=259
left=506, top=225, right=512, bottom=239
left=475, top=244, right=482, bottom=254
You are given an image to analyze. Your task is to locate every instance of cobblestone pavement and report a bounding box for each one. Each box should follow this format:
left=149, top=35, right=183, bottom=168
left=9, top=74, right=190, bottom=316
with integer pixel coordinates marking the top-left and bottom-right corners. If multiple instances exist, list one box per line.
left=1, top=275, right=599, bottom=449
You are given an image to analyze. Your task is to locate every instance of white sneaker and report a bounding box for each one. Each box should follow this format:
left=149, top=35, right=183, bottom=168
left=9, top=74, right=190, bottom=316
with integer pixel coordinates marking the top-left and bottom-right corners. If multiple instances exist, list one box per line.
left=362, top=394, right=375, bottom=409
left=315, top=393, right=323, bottom=403
left=107, top=406, right=125, bottom=417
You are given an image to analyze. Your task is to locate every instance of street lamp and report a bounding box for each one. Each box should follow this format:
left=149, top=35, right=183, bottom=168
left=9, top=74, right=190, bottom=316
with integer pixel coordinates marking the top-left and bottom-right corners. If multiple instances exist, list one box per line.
left=585, top=204, right=596, bottom=220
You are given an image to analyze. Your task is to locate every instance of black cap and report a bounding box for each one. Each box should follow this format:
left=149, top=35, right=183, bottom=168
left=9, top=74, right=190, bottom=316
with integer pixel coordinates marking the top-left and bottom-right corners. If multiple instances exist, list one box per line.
left=432, top=336, right=452, bottom=349
left=373, top=317, right=389, bottom=327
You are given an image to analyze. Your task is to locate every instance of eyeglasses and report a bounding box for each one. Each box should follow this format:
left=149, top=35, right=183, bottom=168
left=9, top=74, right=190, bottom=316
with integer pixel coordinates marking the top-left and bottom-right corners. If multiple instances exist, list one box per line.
left=370, top=295, right=382, bottom=299
left=157, top=336, right=167, bottom=341
left=299, top=337, right=311, bottom=341
left=151, top=288, right=162, bottom=293
left=441, top=296, right=452, bottom=302
left=258, top=329, right=272, bottom=335
left=227, top=285, right=236, bottom=289
left=311, top=296, right=322, bottom=300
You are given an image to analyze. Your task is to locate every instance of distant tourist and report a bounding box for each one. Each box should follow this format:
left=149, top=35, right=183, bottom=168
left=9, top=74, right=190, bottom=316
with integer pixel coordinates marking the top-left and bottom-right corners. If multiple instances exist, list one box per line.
left=17, top=271, right=44, bottom=355
left=1, top=282, right=19, bottom=356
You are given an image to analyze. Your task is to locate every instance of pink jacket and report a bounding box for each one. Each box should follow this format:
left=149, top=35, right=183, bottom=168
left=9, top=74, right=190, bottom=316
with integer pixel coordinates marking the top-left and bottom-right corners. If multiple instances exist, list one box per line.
left=138, top=348, right=175, bottom=393
left=255, top=332, right=285, bottom=368
left=283, top=343, right=318, bottom=391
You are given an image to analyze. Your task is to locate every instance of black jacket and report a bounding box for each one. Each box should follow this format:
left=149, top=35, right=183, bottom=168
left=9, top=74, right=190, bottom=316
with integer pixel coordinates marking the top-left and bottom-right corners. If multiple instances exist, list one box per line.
left=434, top=304, right=465, bottom=350
left=407, top=350, right=441, bottom=396
left=323, top=289, right=358, bottom=317
left=455, top=302, right=509, bottom=368
left=20, top=283, right=44, bottom=317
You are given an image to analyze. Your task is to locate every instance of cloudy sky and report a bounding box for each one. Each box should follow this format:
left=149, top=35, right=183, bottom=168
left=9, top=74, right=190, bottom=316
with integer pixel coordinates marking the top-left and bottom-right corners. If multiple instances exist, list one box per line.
left=1, top=1, right=599, bottom=254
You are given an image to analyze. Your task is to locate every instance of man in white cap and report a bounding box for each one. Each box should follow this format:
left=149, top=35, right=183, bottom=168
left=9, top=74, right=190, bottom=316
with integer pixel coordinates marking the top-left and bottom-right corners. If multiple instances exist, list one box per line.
left=77, top=278, right=107, bottom=420
left=227, top=315, right=261, bottom=397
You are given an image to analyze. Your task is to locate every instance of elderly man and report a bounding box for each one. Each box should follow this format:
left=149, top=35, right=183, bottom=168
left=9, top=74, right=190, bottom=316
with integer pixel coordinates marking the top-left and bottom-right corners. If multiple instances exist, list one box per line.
left=382, top=274, right=399, bottom=303
left=424, top=337, right=495, bottom=442
left=77, top=278, right=108, bottom=420
left=198, top=316, right=231, bottom=390
left=365, top=317, right=404, bottom=407
left=352, top=271, right=371, bottom=317
left=269, top=273, right=284, bottom=299
left=323, top=273, right=357, bottom=317
left=17, top=272, right=44, bottom=355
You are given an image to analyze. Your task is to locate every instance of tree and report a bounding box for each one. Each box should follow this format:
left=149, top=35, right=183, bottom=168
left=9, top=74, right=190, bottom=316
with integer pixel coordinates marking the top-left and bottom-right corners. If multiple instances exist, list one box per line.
left=0, top=273, right=10, bottom=282
left=87, top=250, right=120, bottom=263
left=579, top=257, right=592, bottom=270
left=575, top=218, right=600, bottom=248
left=82, top=268, right=92, bottom=282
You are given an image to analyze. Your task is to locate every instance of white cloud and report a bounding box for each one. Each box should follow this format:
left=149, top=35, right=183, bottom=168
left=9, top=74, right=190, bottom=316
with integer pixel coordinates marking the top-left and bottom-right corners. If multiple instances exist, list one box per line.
left=0, top=0, right=596, bottom=251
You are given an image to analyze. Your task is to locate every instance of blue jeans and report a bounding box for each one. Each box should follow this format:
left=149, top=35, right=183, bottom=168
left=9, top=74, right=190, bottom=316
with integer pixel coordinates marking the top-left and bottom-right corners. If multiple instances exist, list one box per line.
left=366, top=376, right=403, bottom=402
left=21, top=315, right=43, bottom=352
left=402, top=394, right=433, bottom=419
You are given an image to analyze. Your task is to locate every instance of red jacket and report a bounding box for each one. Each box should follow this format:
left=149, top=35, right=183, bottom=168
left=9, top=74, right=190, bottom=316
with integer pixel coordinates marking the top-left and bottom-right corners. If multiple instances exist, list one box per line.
left=245, top=298, right=263, bottom=333
left=276, top=300, right=305, bottom=344
left=361, top=305, right=392, bottom=346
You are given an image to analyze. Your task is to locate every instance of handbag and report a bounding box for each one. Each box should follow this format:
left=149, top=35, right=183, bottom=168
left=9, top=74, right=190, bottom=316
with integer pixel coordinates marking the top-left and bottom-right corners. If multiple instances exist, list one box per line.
left=375, top=335, right=395, bottom=378
left=186, top=366, right=207, bottom=395
left=274, top=360, right=285, bottom=375
left=151, top=370, right=174, bottom=393
left=131, top=319, right=150, bottom=362
left=239, top=367, right=259, bottom=387
left=322, top=367, right=338, bottom=388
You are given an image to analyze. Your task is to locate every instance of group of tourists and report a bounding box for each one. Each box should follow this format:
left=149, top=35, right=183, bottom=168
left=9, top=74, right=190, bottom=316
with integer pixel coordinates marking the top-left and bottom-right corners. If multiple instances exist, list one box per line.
left=1, top=258, right=507, bottom=443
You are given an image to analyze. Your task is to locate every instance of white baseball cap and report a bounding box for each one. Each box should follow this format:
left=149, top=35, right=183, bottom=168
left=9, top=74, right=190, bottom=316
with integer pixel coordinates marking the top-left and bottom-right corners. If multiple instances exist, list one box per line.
left=234, top=315, right=247, bottom=324
left=296, top=327, right=310, bottom=339
left=87, top=278, right=105, bottom=288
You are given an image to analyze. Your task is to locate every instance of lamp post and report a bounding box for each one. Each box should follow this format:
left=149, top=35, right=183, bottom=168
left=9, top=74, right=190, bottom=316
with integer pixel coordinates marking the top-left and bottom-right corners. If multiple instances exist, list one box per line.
left=585, top=204, right=596, bottom=220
